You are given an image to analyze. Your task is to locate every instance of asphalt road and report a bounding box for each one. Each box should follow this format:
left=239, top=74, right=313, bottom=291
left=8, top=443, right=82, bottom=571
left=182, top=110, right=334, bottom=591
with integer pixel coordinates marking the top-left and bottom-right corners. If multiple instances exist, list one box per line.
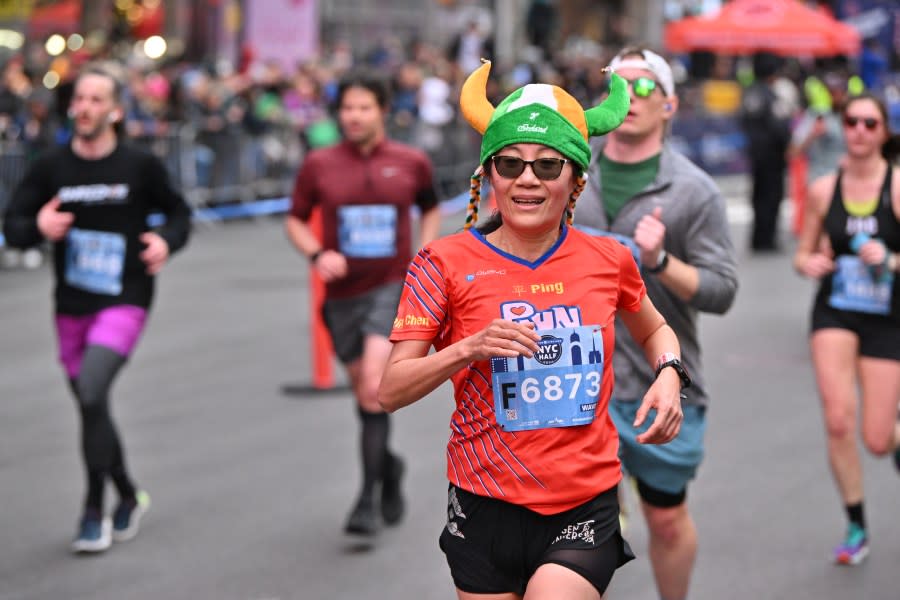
left=1, top=199, right=898, bottom=600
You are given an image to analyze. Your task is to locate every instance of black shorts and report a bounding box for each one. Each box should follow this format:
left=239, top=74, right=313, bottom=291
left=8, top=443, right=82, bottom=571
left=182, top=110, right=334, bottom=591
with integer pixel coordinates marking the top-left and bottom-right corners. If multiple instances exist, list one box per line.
left=438, top=484, right=634, bottom=596
left=322, top=281, right=403, bottom=363
left=811, top=300, right=900, bottom=360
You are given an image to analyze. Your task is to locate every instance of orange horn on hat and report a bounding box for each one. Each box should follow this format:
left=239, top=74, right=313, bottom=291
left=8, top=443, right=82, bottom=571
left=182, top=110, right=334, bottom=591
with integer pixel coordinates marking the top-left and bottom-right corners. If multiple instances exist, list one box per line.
left=460, top=59, right=494, bottom=135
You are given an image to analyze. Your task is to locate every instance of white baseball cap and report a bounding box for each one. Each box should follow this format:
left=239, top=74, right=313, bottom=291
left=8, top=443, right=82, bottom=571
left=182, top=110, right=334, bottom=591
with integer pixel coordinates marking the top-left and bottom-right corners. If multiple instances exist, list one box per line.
left=609, top=48, right=675, bottom=97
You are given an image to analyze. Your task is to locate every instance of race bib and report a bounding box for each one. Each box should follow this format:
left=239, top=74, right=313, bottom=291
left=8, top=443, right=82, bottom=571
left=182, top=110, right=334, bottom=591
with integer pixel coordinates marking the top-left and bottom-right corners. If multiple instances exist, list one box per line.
left=65, top=228, right=126, bottom=296
left=828, top=256, right=893, bottom=315
left=337, top=204, right=397, bottom=258
left=491, top=325, right=604, bottom=432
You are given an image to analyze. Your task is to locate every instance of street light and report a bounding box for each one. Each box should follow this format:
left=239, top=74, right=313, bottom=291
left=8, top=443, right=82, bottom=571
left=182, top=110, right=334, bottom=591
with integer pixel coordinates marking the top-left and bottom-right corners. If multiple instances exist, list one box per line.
left=45, top=34, right=66, bottom=56
left=43, top=71, right=60, bottom=89
left=143, top=35, right=166, bottom=59
left=67, top=33, right=84, bottom=51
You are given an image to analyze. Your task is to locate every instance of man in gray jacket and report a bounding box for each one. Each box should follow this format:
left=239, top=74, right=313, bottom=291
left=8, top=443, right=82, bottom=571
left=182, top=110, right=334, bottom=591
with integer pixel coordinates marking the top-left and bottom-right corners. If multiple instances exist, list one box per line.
left=575, top=47, right=738, bottom=600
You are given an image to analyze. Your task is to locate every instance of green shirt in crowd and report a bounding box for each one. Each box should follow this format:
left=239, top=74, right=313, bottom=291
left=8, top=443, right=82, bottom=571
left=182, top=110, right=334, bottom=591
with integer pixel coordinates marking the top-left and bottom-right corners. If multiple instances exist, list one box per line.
left=599, top=152, right=661, bottom=221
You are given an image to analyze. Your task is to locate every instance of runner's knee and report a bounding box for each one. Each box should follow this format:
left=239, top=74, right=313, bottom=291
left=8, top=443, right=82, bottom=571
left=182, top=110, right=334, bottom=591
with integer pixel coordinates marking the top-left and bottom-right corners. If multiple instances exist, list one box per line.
left=75, top=377, right=108, bottom=410
left=861, top=429, right=893, bottom=456
left=822, top=405, right=855, bottom=439
left=644, top=505, right=689, bottom=546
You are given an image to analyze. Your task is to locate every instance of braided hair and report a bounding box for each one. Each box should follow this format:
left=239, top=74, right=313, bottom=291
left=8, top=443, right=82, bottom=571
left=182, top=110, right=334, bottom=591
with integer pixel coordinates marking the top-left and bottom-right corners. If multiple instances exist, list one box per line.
left=463, top=164, right=484, bottom=230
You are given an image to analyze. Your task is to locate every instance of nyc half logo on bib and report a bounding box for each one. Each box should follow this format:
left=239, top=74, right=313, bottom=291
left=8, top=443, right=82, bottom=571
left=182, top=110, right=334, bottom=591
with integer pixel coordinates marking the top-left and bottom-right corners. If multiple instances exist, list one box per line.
left=490, top=301, right=604, bottom=432
left=337, top=204, right=398, bottom=258
left=65, top=228, right=126, bottom=296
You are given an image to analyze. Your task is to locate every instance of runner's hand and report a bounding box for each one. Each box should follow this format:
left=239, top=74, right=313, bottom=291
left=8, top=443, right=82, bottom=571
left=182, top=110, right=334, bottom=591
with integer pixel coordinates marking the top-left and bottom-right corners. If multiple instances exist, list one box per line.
left=857, top=238, right=888, bottom=267
left=634, top=368, right=683, bottom=444
left=634, top=207, right=666, bottom=267
left=36, top=197, right=74, bottom=241
left=139, top=232, right=170, bottom=275
left=462, top=319, right=540, bottom=362
left=312, top=249, right=348, bottom=283
left=799, top=253, right=835, bottom=279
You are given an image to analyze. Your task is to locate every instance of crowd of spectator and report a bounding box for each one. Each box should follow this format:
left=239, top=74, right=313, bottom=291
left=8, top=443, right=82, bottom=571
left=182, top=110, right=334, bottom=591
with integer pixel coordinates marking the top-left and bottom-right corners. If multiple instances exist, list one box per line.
left=0, top=11, right=896, bottom=198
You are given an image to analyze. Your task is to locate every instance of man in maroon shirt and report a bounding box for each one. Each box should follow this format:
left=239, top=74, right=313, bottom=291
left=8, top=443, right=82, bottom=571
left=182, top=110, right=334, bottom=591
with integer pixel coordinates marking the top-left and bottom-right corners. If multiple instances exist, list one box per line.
left=286, top=72, right=440, bottom=536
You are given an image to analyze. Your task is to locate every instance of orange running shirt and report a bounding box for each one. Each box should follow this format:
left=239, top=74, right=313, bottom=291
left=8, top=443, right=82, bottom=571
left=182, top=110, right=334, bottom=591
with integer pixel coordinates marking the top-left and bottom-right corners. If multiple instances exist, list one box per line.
left=390, top=225, right=646, bottom=514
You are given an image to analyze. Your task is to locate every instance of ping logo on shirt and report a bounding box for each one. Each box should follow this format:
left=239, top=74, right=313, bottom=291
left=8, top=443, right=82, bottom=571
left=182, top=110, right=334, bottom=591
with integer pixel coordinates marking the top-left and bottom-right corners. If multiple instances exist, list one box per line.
left=500, top=300, right=582, bottom=330
left=531, top=281, right=564, bottom=295
left=58, top=184, right=130, bottom=205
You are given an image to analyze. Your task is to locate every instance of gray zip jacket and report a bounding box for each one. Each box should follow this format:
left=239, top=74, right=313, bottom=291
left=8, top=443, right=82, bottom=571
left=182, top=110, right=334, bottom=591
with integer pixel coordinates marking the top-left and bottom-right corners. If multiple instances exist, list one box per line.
left=574, top=142, right=738, bottom=407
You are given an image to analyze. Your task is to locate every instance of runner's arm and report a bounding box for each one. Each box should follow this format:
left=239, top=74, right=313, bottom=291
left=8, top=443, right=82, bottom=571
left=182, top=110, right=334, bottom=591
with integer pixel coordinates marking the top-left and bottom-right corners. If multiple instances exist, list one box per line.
left=146, top=156, right=191, bottom=255
left=793, top=174, right=835, bottom=278
left=619, top=295, right=683, bottom=444
left=379, top=319, right=540, bottom=412
left=664, top=188, right=738, bottom=313
left=284, top=213, right=323, bottom=258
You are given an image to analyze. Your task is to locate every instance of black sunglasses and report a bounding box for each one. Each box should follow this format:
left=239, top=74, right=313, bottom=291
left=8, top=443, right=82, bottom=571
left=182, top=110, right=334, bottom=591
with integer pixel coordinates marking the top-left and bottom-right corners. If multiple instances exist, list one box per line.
left=491, top=155, right=570, bottom=181
left=843, top=116, right=880, bottom=131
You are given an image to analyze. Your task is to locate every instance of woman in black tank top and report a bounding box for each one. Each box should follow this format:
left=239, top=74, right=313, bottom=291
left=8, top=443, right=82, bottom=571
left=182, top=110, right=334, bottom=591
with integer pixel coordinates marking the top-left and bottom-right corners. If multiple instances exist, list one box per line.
left=792, top=93, right=900, bottom=566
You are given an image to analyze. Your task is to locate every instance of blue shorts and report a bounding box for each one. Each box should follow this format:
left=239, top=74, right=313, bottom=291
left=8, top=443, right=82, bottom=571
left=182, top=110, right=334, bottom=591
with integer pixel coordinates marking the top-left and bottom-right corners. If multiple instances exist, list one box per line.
left=609, top=399, right=707, bottom=499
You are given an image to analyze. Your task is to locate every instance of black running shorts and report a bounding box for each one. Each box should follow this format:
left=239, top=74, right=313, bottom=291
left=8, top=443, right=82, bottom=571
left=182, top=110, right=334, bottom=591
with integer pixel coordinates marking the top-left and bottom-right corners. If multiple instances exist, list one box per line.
left=439, top=484, right=634, bottom=596
left=811, top=299, right=900, bottom=360
left=322, top=281, right=403, bottom=363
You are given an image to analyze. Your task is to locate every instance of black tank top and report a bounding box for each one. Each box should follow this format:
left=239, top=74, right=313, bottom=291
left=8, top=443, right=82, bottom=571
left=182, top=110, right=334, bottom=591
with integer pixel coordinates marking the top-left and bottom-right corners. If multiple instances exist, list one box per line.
left=817, top=166, right=900, bottom=317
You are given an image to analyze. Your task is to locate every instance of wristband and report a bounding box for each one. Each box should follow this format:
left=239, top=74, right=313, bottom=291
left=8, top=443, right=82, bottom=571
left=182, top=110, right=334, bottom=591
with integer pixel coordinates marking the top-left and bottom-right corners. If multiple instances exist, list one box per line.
left=654, top=353, right=692, bottom=389
left=309, top=249, right=323, bottom=263
left=655, top=352, right=678, bottom=370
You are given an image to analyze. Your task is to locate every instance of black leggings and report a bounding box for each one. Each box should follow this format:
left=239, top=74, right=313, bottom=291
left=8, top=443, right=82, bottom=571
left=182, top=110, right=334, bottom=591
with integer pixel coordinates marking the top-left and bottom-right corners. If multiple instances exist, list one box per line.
left=68, top=345, right=136, bottom=513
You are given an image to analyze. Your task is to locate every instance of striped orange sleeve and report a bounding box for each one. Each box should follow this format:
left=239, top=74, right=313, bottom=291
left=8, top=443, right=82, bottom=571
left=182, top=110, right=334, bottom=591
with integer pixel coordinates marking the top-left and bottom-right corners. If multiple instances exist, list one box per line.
left=390, top=246, right=448, bottom=341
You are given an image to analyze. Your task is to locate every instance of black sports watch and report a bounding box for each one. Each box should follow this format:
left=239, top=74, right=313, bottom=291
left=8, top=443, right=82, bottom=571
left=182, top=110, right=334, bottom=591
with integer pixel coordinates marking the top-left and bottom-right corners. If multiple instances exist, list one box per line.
left=655, top=355, right=692, bottom=389
left=646, top=249, right=669, bottom=274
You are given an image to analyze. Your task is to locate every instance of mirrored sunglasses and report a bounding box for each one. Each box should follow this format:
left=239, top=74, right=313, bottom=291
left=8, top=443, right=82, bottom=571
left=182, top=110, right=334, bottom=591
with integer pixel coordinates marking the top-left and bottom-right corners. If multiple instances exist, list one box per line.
left=843, top=116, right=880, bottom=131
left=624, top=77, right=660, bottom=98
left=491, top=156, right=569, bottom=181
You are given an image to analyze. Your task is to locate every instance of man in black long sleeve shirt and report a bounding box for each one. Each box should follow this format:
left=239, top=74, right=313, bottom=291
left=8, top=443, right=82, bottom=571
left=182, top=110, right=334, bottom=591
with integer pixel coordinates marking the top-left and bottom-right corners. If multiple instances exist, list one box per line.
left=3, top=65, right=190, bottom=553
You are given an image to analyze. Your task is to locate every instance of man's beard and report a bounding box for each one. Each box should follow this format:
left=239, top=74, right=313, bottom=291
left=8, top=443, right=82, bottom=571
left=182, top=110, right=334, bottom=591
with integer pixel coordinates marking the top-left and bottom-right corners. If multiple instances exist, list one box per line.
left=74, top=119, right=105, bottom=141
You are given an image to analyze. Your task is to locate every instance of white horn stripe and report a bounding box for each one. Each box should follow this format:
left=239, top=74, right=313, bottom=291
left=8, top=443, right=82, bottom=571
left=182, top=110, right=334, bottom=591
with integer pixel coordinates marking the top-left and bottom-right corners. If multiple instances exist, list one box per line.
left=507, top=84, right=557, bottom=113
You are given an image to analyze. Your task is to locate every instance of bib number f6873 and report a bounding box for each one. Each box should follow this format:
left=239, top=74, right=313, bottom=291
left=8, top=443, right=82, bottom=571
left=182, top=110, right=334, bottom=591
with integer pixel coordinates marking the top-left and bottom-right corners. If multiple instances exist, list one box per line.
left=491, top=325, right=604, bottom=431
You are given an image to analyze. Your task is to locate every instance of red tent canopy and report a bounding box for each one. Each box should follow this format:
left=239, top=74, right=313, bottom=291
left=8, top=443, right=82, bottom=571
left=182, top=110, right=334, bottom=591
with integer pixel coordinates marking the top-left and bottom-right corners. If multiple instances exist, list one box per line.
left=664, top=0, right=861, bottom=57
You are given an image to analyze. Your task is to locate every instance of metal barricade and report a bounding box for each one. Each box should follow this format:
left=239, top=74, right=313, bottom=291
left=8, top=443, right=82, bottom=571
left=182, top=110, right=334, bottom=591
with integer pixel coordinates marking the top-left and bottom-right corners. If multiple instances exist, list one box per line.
left=1, top=117, right=479, bottom=237
left=131, top=126, right=206, bottom=210
left=0, top=141, right=29, bottom=252
left=0, top=140, right=28, bottom=218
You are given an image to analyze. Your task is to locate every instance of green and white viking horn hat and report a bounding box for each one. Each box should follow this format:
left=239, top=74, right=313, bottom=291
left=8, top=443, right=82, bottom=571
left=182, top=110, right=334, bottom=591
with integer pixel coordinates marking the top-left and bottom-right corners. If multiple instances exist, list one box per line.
left=460, top=59, right=630, bottom=170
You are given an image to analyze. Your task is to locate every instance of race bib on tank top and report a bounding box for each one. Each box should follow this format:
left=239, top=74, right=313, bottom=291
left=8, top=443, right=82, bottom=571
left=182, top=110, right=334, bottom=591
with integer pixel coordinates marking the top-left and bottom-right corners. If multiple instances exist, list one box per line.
left=337, top=204, right=398, bottom=258
left=828, top=256, right=893, bottom=315
left=491, top=325, right=604, bottom=432
left=64, top=228, right=126, bottom=296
